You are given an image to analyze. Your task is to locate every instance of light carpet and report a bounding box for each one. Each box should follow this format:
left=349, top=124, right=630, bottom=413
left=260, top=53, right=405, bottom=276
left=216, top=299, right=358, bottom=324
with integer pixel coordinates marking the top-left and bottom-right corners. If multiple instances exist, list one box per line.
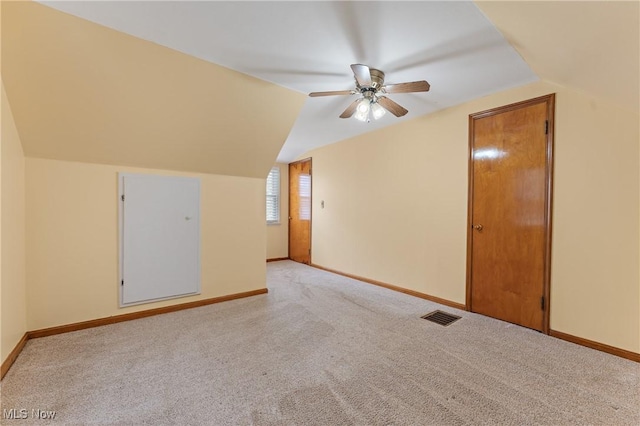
left=1, top=260, right=638, bottom=425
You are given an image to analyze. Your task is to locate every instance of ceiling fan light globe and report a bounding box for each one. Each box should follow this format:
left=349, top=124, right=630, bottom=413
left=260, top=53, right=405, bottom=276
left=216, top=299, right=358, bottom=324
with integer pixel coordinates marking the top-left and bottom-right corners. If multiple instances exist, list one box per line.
left=354, top=109, right=369, bottom=122
left=371, top=102, right=386, bottom=120
left=356, top=98, right=370, bottom=114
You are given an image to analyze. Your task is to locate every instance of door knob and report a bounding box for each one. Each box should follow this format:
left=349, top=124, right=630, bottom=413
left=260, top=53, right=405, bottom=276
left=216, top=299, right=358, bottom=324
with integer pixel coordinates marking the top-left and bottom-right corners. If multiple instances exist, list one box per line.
left=473, top=224, right=483, bottom=232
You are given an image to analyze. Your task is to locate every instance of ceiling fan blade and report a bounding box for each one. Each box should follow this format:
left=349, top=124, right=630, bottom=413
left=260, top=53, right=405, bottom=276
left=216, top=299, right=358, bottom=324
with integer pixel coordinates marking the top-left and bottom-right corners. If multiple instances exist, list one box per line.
left=339, top=99, right=360, bottom=118
left=351, top=64, right=372, bottom=87
left=382, top=81, right=431, bottom=94
left=377, top=96, right=408, bottom=117
left=309, top=90, right=355, bottom=97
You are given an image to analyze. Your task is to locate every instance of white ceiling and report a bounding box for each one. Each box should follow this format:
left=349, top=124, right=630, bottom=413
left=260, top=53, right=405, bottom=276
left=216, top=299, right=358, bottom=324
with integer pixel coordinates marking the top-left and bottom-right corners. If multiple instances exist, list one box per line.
left=40, top=1, right=537, bottom=163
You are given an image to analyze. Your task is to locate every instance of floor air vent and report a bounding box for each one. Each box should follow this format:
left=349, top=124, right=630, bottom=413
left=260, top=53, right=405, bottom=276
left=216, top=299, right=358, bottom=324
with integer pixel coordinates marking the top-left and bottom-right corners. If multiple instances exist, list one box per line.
left=421, top=310, right=461, bottom=326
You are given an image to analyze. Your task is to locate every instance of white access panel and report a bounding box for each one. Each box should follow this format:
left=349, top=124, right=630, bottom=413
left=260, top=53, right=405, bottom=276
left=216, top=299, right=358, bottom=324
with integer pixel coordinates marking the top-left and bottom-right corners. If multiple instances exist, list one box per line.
left=119, top=173, right=200, bottom=306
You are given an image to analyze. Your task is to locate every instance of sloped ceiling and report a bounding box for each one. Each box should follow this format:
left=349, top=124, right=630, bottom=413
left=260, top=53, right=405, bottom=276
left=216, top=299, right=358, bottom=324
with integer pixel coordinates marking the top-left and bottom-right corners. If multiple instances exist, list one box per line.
left=7, top=0, right=538, bottom=166
left=30, top=0, right=537, bottom=161
left=1, top=1, right=306, bottom=178
left=476, top=0, right=639, bottom=114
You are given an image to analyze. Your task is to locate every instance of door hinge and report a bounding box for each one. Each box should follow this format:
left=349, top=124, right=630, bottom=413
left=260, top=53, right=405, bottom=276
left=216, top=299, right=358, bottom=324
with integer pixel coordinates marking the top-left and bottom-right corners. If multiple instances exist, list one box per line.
left=121, top=280, right=124, bottom=286
left=121, top=194, right=125, bottom=202
left=308, top=248, right=311, bottom=255
left=540, top=296, right=545, bottom=311
left=545, top=120, right=549, bottom=135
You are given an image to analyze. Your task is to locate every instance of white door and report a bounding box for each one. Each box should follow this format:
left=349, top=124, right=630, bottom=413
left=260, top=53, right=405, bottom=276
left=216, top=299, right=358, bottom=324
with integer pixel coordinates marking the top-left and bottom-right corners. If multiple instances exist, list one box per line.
left=120, top=173, right=200, bottom=306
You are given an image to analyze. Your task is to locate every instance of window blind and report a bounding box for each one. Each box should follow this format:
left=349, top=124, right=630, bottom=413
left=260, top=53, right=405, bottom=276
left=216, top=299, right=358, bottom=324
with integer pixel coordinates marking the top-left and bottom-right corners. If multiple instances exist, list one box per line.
left=266, top=167, right=280, bottom=224
left=299, top=174, right=311, bottom=220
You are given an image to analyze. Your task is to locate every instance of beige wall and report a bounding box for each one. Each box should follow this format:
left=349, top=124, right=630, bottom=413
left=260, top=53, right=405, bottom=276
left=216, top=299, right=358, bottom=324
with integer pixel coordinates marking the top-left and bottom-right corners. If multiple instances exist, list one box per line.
left=551, top=84, right=639, bottom=352
left=25, top=158, right=267, bottom=331
left=1, top=82, right=27, bottom=363
left=304, top=80, right=639, bottom=353
left=266, top=163, right=289, bottom=259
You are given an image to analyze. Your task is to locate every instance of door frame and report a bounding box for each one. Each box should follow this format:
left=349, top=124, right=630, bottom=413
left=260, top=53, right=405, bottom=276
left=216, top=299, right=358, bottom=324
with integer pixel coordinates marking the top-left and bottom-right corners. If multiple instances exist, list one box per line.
left=288, top=157, right=312, bottom=263
left=465, top=94, right=555, bottom=334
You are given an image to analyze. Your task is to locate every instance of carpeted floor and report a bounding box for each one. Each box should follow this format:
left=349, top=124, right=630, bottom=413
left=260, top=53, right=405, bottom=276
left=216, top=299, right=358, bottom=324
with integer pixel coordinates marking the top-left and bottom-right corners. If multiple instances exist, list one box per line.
left=1, top=260, right=638, bottom=425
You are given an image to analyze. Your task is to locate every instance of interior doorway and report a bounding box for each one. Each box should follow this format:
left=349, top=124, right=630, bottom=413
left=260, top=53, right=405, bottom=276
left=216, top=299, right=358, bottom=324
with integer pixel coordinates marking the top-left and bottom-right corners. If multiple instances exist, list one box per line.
left=289, top=158, right=312, bottom=264
left=466, top=94, right=555, bottom=332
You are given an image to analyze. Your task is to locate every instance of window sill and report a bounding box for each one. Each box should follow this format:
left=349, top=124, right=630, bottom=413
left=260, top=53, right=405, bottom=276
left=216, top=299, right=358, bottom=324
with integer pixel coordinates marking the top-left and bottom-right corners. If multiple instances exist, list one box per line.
left=267, top=222, right=281, bottom=226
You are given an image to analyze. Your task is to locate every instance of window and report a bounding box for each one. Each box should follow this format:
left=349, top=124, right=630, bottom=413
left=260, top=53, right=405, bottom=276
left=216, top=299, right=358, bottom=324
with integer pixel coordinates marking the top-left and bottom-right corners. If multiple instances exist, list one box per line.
left=266, top=167, right=280, bottom=224
left=299, top=174, right=311, bottom=220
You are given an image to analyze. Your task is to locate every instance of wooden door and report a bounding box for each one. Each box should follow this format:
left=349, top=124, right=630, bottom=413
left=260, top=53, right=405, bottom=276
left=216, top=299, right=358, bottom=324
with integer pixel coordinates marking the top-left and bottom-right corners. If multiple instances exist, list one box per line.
left=467, top=95, right=554, bottom=332
left=289, top=159, right=312, bottom=264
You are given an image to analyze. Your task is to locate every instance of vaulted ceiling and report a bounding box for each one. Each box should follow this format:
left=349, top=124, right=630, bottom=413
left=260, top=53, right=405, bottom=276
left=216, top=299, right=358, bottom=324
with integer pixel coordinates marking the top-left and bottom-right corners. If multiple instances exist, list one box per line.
left=2, top=1, right=638, bottom=178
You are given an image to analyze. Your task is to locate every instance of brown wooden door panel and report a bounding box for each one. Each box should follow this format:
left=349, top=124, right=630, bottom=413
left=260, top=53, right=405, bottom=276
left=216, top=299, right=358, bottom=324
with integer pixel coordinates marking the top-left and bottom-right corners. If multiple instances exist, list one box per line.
left=289, top=159, right=311, bottom=264
left=468, top=95, right=554, bottom=332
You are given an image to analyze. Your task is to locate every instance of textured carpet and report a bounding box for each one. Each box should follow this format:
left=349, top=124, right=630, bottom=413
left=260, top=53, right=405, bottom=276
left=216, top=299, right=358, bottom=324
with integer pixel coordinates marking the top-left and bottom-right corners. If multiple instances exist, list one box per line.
left=1, top=260, right=638, bottom=425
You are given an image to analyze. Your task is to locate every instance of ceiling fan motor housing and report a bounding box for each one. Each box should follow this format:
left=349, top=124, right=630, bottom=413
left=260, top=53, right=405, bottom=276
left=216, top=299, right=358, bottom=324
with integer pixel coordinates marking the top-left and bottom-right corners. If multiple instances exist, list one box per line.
left=363, top=68, right=385, bottom=91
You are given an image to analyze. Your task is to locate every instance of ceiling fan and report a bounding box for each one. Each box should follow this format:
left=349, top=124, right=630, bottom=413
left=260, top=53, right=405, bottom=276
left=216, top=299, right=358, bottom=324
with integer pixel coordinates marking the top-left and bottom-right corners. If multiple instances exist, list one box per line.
left=309, top=64, right=430, bottom=122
